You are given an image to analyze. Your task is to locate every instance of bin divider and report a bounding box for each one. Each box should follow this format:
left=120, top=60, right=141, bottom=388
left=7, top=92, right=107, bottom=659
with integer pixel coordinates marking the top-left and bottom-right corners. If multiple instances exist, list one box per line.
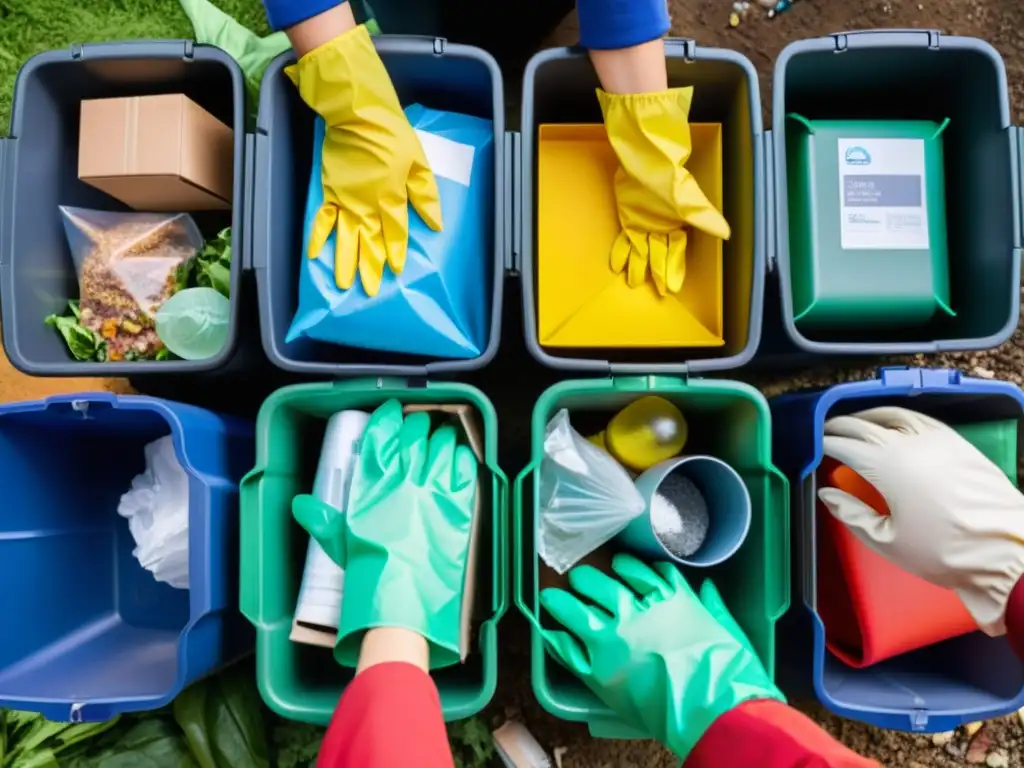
left=512, top=463, right=544, bottom=634
left=492, top=467, right=511, bottom=620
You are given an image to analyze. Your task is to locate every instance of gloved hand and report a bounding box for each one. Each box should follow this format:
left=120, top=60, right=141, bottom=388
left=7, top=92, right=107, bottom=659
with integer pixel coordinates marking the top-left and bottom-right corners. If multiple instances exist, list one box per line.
left=597, top=87, right=731, bottom=296
left=820, top=406, right=1024, bottom=635
left=292, top=399, right=477, bottom=668
left=540, top=554, right=783, bottom=759
left=286, top=25, right=443, bottom=297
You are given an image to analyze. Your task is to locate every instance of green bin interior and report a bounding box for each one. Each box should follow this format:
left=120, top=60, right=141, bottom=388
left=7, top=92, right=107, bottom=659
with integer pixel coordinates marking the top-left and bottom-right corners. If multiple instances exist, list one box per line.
left=240, top=379, right=507, bottom=725
left=514, top=376, right=790, bottom=737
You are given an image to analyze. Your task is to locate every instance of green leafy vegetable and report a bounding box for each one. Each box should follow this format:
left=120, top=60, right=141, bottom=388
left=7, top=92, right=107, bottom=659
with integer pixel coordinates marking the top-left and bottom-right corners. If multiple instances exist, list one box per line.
left=269, top=719, right=323, bottom=768
left=194, top=229, right=232, bottom=299
left=43, top=307, right=104, bottom=361
left=447, top=717, right=495, bottom=768
left=172, top=665, right=269, bottom=768
left=0, top=709, right=120, bottom=768
left=63, top=715, right=198, bottom=768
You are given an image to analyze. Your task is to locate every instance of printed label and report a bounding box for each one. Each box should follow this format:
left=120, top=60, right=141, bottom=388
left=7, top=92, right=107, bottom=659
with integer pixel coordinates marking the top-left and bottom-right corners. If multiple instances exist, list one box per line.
left=837, top=138, right=929, bottom=250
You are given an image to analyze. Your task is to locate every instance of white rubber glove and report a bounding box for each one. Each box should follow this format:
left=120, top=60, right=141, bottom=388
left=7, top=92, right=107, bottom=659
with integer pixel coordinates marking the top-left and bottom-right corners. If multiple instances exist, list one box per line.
left=819, top=406, right=1024, bottom=635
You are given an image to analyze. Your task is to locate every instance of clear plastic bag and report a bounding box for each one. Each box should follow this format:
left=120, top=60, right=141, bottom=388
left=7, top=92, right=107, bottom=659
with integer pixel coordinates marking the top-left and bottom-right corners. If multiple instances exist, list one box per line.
left=539, top=409, right=646, bottom=574
left=117, top=435, right=190, bottom=589
left=60, top=207, right=202, bottom=361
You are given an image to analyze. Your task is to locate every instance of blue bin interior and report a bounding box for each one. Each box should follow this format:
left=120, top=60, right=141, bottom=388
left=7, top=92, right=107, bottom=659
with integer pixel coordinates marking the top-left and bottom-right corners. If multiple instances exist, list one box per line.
left=785, top=384, right=1024, bottom=730
left=254, top=41, right=503, bottom=375
left=0, top=398, right=191, bottom=718
left=520, top=45, right=764, bottom=373
left=1, top=43, right=244, bottom=375
left=772, top=35, right=1019, bottom=351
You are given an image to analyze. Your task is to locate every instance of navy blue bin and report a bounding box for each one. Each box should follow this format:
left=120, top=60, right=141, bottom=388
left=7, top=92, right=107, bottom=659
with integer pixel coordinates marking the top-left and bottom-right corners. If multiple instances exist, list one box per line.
left=0, top=393, right=254, bottom=722
left=770, top=366, right=1024, bottom=732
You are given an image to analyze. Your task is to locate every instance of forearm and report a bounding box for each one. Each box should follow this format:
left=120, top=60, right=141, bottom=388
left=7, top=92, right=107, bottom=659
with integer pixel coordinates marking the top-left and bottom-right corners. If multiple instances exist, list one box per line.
left=686, top=701, right=879, bottom=768
left=589, top=40, right=668, bottom=94
left=262, top=0, right=354, bottom=49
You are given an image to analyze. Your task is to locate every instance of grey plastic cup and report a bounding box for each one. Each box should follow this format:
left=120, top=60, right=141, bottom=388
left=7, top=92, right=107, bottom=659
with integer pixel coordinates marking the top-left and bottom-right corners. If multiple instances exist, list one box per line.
left=616, top=455, right=752, bottom=567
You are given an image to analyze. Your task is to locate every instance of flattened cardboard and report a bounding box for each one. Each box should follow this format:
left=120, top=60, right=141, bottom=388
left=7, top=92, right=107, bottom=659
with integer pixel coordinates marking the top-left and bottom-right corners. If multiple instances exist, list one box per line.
left=79, top=94, right=233, bottom=211
left=290, top=403, right=485, bottom=663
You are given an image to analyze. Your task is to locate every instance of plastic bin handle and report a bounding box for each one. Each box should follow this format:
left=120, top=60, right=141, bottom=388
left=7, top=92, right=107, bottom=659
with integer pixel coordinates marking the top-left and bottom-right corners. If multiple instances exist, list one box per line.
left=767, top=467, right=791, bottom=622
left=829, top=29, right=940, bottom=51
left=491, top=466, right=511, bottom=621
left=512, top=462, right=544, bottom=633
left=237, top=468, right=263, bottom=623
left=71, top=40, right=196, bottom=61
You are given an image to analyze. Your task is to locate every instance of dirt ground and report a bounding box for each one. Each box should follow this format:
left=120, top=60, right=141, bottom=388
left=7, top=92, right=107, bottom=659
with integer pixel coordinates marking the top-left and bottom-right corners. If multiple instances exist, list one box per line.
left=481, top=3, right=1024, bottom=767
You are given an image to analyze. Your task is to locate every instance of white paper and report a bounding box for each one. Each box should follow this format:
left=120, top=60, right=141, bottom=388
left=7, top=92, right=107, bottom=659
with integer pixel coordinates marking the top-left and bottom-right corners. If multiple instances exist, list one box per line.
left=837, top=137, right=929, bottom=251
left=416, top=129, right=475, bottom=187
left=294, top=410, right=370, bottom=629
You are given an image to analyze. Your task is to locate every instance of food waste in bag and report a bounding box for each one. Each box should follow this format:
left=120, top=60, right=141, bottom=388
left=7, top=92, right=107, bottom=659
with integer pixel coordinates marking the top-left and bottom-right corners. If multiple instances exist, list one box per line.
left=45, top=209, right=232, bottom=362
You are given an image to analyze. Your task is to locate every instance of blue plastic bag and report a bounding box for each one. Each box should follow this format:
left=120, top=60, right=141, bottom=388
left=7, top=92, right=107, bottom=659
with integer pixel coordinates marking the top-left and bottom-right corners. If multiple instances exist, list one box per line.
left=286, top=104, right=494, bottom=359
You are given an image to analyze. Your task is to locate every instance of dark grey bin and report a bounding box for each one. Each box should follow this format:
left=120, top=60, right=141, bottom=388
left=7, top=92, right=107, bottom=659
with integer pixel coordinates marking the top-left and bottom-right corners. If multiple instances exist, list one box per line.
left=518, top=40, right=767, bottom=375
left=769, top=29, right=1023, bottom=358
left=248, top=36, right=505, bottom=377
left=0, top=41, right=246, bottom=375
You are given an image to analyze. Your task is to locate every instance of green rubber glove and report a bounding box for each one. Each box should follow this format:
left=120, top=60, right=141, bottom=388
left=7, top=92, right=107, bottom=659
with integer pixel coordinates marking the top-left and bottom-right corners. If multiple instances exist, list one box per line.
left=292, top=399, right=478, bottom=669
left=540, top=554, right=784, bottom=760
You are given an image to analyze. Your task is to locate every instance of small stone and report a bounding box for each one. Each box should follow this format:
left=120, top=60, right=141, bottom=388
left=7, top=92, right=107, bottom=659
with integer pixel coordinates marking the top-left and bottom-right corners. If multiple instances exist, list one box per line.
left=553, top=746, right=568, bottom=768
left=732, top=2, right=745, bottom=11
left=972, top=367, right=995, bottom=379
left=966, top=724, right=992, bottom=764
left=965, top=721, right=985, bottom=738
left=729, top=12, right=740, bottom=25
left=932, top=731, right=955, bottom=746
left=987, top=751, right=1009, bottom=768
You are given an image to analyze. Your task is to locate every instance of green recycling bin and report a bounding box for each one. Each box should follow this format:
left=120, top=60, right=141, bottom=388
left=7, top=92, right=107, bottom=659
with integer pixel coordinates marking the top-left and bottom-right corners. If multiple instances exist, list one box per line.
left=513, top=376, right=790, bottom=737
left=240, top=379, right=508, bottom=725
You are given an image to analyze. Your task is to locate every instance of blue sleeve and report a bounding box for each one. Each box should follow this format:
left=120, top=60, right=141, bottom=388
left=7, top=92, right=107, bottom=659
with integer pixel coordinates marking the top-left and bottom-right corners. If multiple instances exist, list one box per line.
left=263, top=0, right=347, bottom=32
left=576, top=0, right=670, bottom=50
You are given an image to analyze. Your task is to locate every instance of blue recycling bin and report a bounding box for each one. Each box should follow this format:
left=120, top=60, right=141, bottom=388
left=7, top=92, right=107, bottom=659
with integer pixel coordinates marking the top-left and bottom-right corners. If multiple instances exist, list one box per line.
left=0, top=393, right=254, bottom=722
left=770, top=367, right=1024, bottom=732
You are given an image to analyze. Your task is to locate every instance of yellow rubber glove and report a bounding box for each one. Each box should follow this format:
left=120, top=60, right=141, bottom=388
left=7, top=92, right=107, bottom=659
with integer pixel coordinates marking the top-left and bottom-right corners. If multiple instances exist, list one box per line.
left=286, top=25, right=443, bottom=297
left=597, top=87, right=731, bottom=296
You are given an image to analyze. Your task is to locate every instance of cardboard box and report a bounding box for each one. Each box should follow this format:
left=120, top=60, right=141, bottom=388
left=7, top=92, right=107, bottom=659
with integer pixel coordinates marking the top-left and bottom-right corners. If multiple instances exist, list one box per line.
left=79, top=94, right=233, bottom=211
left=289, top=403, right=485, bottom=662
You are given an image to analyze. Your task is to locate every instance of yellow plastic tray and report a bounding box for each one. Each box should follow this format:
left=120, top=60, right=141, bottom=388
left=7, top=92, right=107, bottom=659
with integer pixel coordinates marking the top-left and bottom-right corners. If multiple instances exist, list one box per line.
left=538, top=123, right=725, bottom=348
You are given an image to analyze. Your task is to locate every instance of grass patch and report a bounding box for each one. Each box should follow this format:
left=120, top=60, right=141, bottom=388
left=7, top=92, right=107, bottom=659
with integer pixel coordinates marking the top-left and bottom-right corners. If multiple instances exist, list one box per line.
left=0, top=0, right=268, bottom=130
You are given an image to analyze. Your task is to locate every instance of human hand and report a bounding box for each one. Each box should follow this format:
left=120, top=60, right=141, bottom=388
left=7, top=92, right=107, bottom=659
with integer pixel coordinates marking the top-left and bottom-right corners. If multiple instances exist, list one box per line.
left=540, top=554, right=782, bottom=759
left=292, top=399, right=477, bottom=668
left=597, top=87, right=730, bottom=296
left=820, top=406, right=1024, bottom=634
left=286, top=25, right=442, bottom=297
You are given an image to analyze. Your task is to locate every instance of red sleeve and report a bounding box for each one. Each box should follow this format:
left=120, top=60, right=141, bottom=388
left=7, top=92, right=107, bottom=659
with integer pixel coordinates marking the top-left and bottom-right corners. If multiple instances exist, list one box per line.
left=1005, top=575, right=1024, bottom=661
left=317, top=662, right=454, bottom=768
left=686, top=700, right=879, bottom=768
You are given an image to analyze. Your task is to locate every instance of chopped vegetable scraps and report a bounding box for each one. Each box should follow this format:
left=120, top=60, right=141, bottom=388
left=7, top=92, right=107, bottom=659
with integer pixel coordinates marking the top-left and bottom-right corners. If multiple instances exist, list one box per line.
left=45, top=227, right=232, bottom=362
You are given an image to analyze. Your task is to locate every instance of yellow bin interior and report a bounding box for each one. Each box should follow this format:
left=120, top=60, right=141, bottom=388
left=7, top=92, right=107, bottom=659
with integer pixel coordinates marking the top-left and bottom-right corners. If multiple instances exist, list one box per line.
left=538, top=123, right=725, bottom=348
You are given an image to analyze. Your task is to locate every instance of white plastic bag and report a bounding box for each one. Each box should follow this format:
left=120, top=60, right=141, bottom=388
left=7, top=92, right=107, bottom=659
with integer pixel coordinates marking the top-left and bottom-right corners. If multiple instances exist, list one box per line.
left=117, top=435, right=190, bottom=589
left=538, top=409, right=646, bottom=574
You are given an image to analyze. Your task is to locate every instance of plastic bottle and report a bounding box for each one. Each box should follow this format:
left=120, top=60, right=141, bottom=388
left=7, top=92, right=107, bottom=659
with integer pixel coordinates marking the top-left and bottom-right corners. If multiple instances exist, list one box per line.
left=588, top=396, right=688, bottom=472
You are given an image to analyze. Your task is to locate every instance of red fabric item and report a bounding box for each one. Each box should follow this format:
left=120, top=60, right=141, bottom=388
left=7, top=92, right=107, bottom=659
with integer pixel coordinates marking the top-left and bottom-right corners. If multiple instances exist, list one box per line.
left=687, top=700, right=880, bottom=768
left=1005, top=574, right=1024, bottom=662
left=816, top=458, right=976, bottom=667
left=317, top=662, right=454, bottom=768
